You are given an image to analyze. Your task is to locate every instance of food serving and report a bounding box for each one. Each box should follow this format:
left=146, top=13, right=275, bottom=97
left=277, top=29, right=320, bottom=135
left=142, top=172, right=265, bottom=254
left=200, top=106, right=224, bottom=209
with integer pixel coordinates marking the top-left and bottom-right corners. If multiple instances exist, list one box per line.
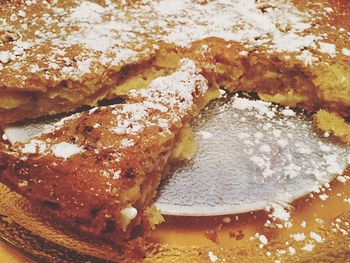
left=0, top=0, right=349, bottom=260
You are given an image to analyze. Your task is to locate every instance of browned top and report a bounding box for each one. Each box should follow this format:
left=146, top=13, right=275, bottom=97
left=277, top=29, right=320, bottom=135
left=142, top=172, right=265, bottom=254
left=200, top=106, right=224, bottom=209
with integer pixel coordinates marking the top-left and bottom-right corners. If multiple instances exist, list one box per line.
left=1, top=0, right=349, bottom=93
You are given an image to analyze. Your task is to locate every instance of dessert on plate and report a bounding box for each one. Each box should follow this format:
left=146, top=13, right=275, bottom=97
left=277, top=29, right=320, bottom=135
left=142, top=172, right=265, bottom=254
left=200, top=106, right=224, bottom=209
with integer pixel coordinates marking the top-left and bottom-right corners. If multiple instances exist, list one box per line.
left=0, top=59, right=218, bottom=257
left=0, top=0, right=350, bottom=260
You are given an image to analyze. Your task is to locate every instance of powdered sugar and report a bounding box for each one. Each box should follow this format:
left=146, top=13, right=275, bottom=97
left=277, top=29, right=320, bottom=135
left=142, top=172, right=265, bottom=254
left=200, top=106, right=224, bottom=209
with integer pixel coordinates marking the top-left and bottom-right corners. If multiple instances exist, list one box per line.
left=69, top=1, right=105, bottom=23
left=0, top=51, right=11, bottom=64
left=112, top=170, right=121, bottom=180
left=309, top=231, right=324, bottom=243
left=342, top=48, right=350, bottom=56
left=12, top=59, right=208, bottom=162
left=120, top=139, right=135, bottom=148
left=291, top=233, right=306, bottom=241
left=0, top=0, right=347, bottom=83
left=302, top=243, right=315, bottom=252
left=21, top=139, right=47, bottom=154
left=319, top=42, right=337, bottom=57
left=147, top=0, right=321, bottom=56
left=208, top=251, right=218, bottom=263
left=110, top=59, right=208, bottom=135
left=231, top=97, right=275, bottom=118
left=51, top=142, right=84, bottom=159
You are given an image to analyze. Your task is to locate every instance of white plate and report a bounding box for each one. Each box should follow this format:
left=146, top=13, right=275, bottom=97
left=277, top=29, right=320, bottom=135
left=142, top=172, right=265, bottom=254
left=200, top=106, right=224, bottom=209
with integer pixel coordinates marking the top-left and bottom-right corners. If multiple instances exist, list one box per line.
left=154, top=94, right=349, bottom=216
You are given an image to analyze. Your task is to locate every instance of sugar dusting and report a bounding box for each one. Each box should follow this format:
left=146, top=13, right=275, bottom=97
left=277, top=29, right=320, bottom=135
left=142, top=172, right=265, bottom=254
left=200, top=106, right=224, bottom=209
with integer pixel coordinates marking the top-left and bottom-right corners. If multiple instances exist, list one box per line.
left=0, top=0, right=348, bottom=85
left=15, top=59, right=208, bottom=165
left=233, top=95, right=347, bottom=258
left=51, top=142, right=84, bottom=159
left=110, top=59, right=208, bottom=135
left=229, top=95, right=349, bottom=185
left=208, top=251, right=218, bottom=263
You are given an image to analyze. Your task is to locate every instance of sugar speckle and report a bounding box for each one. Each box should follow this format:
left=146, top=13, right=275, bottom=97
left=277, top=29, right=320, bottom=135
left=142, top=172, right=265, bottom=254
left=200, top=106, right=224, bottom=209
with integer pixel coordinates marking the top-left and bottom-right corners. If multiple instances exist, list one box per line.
left=281, top=108, right=296, bottom=117
left=120, top=139, right=135, bottom=148
left=22, top=140, right=47, bottom=154
left=121, top=206, right=138, bottom=220
left=208, top=251, right=218, bottom=263
left=18, top=10, right=26, bottom=17
left=288, top=246, right=296, bottom=255
left=291, top=233, right=306, bottom=241
left=112, top=170, right=121, bottom=180
left=0, top=52, right=11, bottom=64
left=319, top=193, right=329, bottom=201
left=300, top=221, right=307, bottom=228
left=318, top=42, right=336, bottom=57
left=302, top=243, right=315, bottom=252
left=310, top=231, right=323, bottom=243
left=258, top=234, right=268, bottom=245
left=51, top=142, right=84, bottom=159
left=342, top=48, right=350, bottom=56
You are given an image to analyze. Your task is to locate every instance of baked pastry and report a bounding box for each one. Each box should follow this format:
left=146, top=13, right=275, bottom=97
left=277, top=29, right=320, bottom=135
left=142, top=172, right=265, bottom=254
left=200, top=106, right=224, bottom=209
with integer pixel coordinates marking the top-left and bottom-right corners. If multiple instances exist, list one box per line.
left=0, top=0, right=349, bottom=124
left=0, top=0, right=350, bottom=260
left=0, top=59, right=217, bottom=257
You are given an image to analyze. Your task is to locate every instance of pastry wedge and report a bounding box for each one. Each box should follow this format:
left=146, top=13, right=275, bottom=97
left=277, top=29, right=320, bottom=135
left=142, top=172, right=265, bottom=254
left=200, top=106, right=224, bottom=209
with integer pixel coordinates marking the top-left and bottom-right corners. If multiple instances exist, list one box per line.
left=0, top=59, right=217, bottom=257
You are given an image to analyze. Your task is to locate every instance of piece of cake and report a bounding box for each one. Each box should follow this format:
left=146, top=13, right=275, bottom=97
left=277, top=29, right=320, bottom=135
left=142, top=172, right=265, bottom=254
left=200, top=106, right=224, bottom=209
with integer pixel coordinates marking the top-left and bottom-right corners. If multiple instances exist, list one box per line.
left=0, top=59, right=218, bottom=258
